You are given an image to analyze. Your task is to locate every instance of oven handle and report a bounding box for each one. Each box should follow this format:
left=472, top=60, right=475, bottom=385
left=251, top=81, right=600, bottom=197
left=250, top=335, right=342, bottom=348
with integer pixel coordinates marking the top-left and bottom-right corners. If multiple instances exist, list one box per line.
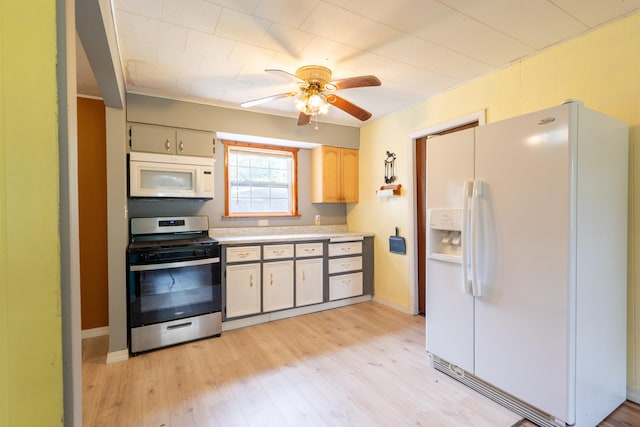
left=129, top=257, right=220, bottom=272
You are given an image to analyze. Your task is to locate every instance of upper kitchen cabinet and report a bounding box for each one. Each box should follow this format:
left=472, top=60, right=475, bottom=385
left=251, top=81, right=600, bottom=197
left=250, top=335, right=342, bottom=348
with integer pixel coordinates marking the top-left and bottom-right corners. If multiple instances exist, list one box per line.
left=311, top=145, right=358, bottom=203
left=128, top=122, right=216, bottom=158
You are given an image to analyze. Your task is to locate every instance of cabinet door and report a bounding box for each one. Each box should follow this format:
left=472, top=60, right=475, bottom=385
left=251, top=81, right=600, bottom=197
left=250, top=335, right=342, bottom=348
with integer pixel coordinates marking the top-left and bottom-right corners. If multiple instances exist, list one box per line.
left=296, top=258, right=323, bottom=307
left=225, top=263, right=261, bottom=318
left=176, top=129, right=215, bottom=157
left=129, top=123, right=175, bottom=154
left=263, top=261, right=294, bottom=312
left=341, top=148, right=359, bottom=202
left=311, top=146, right=359, bottom=203
left=312, top=146, right=341, bottom=202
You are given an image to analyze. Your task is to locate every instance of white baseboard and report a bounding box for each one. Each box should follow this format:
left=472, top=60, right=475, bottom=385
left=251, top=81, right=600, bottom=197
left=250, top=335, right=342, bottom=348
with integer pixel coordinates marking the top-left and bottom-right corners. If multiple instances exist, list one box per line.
left=372, top=296, right=413, bottom=314
left=81, top=326, right=109, bottom=339
left=627, top=385, right=640, bottom=403
left=106, top=349, right=129, bottom=364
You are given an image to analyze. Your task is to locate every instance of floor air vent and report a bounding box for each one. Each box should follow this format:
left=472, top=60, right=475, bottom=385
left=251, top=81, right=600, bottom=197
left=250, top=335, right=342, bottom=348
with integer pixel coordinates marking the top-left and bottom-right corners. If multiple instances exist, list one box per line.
left=430, top=355, right=565, bottom=427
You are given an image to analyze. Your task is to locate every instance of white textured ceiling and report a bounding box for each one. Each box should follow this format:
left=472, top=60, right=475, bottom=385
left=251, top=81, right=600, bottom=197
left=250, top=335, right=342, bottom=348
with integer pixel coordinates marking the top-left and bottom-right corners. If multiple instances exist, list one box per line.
left=77, top=0, right=640, bottom=126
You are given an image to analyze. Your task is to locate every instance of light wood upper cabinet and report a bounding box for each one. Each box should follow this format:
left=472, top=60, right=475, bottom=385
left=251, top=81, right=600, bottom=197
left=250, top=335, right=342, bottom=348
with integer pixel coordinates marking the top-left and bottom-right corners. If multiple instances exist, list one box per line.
left=311, top=145, right=359, bottom=203
left=129, top=122, right=215, bottom=158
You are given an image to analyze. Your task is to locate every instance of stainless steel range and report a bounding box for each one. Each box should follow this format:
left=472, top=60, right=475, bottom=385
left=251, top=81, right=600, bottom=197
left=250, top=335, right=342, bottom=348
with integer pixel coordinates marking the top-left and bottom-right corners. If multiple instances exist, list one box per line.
left=127, top=216, right=221, bottom=354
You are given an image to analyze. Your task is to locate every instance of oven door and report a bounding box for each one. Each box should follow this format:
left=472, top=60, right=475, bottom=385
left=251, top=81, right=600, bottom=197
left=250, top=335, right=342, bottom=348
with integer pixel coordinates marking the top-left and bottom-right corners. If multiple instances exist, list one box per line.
left=128, top=257, right=221, bottom=328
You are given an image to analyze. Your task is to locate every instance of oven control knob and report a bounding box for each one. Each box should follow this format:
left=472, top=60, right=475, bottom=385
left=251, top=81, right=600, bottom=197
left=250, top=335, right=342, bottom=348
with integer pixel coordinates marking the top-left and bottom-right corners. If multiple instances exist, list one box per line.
left=194, top=249, right=205, bottom=257
left=144, top=253, right=159, bottom=261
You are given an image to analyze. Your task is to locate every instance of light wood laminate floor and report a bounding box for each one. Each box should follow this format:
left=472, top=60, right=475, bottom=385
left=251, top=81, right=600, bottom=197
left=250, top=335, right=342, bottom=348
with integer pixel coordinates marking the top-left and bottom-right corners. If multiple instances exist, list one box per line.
left=82, top=302, right=633, bottom=426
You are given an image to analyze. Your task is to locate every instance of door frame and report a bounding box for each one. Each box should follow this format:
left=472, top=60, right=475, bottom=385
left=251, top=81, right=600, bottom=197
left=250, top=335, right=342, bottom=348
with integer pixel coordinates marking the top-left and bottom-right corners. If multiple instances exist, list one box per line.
left=406, top=110, right=486, bottom=314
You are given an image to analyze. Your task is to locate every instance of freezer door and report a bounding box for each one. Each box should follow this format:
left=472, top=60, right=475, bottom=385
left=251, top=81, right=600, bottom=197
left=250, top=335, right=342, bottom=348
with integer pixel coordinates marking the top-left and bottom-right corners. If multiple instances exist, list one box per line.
left=426, top=128, right=475, bottom=373
left=473, top=105, right=572, bottom=422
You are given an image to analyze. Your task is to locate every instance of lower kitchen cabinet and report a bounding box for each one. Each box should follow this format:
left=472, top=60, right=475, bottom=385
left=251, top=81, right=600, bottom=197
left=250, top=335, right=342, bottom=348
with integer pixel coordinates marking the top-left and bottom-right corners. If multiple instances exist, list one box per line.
left=263, top=260, right=294, bottom=312
left=328, top=240, right=364, bottom=301
left=221, top=236, right=373, bottom=323
left=225, top=263, right=261, bottom=318
left=329, top=272, right=363, bottom=301
left=295, top=258, right=324, bottom=307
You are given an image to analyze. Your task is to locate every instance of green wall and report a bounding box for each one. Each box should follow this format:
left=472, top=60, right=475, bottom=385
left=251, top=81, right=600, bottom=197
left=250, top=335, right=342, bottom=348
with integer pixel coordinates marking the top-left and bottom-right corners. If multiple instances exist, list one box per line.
left=0, top=0, right=64, bottom=424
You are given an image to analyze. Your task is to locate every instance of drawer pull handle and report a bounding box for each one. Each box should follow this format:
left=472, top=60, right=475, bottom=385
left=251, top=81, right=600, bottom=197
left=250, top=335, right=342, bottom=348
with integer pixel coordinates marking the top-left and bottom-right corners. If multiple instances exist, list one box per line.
left=165, top=139, right=171, bottom=151
left=250, top=274, right=253, bottom=287
left=167, top=321, right=192, bottom=330
left=305, top=248, right=315, bottom=252
left=272, top=250, right=284, bottom=255
left=270, top=273, right=273, bottom=285
left=179, top=140, right=184, bottom=152
left=302, top=270, right=306, bottom=281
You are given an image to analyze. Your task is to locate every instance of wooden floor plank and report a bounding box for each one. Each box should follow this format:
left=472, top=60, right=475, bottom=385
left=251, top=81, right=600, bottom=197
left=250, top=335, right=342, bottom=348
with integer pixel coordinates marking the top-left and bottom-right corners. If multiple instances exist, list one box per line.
left=82, top=302, right=637, bottom=426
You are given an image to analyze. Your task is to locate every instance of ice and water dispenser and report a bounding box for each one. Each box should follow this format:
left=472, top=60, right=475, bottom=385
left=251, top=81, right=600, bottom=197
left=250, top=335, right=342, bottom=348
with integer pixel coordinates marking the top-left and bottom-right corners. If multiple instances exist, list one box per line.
left=428, top=209, right=462, bottom=262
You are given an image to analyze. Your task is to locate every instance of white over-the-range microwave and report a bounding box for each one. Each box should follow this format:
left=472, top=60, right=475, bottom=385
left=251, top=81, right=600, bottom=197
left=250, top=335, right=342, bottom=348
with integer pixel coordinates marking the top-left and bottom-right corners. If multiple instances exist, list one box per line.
left=129, top=151, right=214, bottom=199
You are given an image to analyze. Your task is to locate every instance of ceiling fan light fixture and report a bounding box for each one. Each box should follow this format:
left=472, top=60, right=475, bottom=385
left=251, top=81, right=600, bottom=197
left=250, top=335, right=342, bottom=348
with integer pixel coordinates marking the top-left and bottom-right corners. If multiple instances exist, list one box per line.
left=295, top=92, right=330, bottom=116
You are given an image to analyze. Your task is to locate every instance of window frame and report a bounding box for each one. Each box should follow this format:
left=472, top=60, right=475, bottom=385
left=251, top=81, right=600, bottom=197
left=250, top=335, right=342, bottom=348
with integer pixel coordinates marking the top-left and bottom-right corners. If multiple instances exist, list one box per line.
left=222, top=140, right=299, bottom=218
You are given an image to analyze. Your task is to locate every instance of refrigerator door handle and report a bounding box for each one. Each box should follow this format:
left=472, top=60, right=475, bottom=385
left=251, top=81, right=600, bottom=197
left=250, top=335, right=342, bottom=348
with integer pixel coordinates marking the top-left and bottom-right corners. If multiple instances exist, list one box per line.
left=461, top=180, right=474, bottom=294
left=470, top=180, right=483, bottom=297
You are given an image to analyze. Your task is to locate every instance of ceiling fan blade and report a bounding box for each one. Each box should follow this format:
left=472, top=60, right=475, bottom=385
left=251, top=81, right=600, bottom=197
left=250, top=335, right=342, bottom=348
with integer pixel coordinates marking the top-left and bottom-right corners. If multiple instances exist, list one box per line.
left=297, top=112, right=311, bottom=126
left=241, top=92, right=297, bottom=108
left=327, top=95, right=373, bottom=121
left=266, top=69, right=306, bottom=83
left=330, top=75, right=381, bottom=90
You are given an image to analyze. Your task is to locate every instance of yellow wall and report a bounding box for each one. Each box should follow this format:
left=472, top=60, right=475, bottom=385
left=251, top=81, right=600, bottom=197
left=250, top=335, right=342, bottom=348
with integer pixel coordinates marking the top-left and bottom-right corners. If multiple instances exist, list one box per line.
left=0, top=0, right=64, bottom=425
left=352, top=12, right=640, bottom=393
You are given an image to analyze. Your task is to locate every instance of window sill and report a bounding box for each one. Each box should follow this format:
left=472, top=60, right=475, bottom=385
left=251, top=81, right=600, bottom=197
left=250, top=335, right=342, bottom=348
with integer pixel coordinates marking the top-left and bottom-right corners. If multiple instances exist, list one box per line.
left=223, top=213, right=301, bottom=219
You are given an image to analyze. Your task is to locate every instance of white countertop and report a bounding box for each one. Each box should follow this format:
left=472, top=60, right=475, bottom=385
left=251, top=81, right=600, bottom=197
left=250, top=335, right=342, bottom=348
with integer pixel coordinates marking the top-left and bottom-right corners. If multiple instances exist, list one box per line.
left=213, top=231, right=374, bottom=245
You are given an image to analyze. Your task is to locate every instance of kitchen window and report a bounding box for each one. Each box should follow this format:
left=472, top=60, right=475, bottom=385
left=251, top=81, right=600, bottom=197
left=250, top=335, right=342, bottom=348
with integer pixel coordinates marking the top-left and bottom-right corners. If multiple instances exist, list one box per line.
left=223, top=140, right=299, bottom=217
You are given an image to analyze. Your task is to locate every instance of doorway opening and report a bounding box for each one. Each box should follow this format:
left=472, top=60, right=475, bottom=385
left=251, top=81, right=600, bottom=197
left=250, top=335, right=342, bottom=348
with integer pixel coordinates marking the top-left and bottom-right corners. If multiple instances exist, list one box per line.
left=413, top=115, right=483, bottom=314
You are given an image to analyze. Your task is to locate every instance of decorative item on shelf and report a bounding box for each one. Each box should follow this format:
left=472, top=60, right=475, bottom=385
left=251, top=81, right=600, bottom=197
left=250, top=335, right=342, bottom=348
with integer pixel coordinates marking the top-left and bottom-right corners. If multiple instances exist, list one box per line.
left=384, top=151, right=397, bottom=183
left=377, top=184, right=401, bottom=198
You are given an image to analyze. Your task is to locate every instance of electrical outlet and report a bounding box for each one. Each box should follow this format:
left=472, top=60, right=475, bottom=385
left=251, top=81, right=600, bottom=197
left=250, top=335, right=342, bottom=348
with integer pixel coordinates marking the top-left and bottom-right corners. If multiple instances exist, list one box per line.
left=258, top=219, right=269, bottom=227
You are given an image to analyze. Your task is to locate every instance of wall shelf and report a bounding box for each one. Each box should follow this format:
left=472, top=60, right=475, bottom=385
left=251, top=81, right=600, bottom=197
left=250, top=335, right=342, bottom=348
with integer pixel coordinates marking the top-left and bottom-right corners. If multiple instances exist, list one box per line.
left=377, top=184, right=401, bottom=198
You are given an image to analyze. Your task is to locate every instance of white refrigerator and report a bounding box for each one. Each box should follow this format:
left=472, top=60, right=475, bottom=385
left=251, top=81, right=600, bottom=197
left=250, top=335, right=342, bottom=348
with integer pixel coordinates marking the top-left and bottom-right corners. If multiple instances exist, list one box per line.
left=425, top=101, right=628, bottom=427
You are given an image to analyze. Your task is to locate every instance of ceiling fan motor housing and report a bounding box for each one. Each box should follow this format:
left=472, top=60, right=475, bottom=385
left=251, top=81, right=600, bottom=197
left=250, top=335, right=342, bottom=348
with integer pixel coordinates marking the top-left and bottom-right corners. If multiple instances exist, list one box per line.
left=296, top=65, right=332, bottom=84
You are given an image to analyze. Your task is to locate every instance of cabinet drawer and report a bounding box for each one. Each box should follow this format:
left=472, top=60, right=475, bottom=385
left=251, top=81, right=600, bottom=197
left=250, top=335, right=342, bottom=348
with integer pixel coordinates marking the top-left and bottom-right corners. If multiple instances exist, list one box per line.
left=328, top=256, right=362, bottom=274
left=263, top=244, right=294, bottom=260
left=329, top=272, right=363, bottom=301
left=295, top=242, right=324, bottom=258
left=328, top=241, right=362, bottom=257
left=226, top=246, right=261, bottom=263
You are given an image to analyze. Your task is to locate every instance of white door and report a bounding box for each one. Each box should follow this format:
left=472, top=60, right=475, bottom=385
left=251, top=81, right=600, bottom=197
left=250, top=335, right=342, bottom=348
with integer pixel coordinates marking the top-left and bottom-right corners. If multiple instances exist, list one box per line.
left=263, top=260, right=294, bottom=312
left=426, top=128, right=475, bottom=373
left=473, top=105, right=572, bottom=421
left=226, top=263, right=261, bottom=318
left=296, top=258, right=323, bottom=307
